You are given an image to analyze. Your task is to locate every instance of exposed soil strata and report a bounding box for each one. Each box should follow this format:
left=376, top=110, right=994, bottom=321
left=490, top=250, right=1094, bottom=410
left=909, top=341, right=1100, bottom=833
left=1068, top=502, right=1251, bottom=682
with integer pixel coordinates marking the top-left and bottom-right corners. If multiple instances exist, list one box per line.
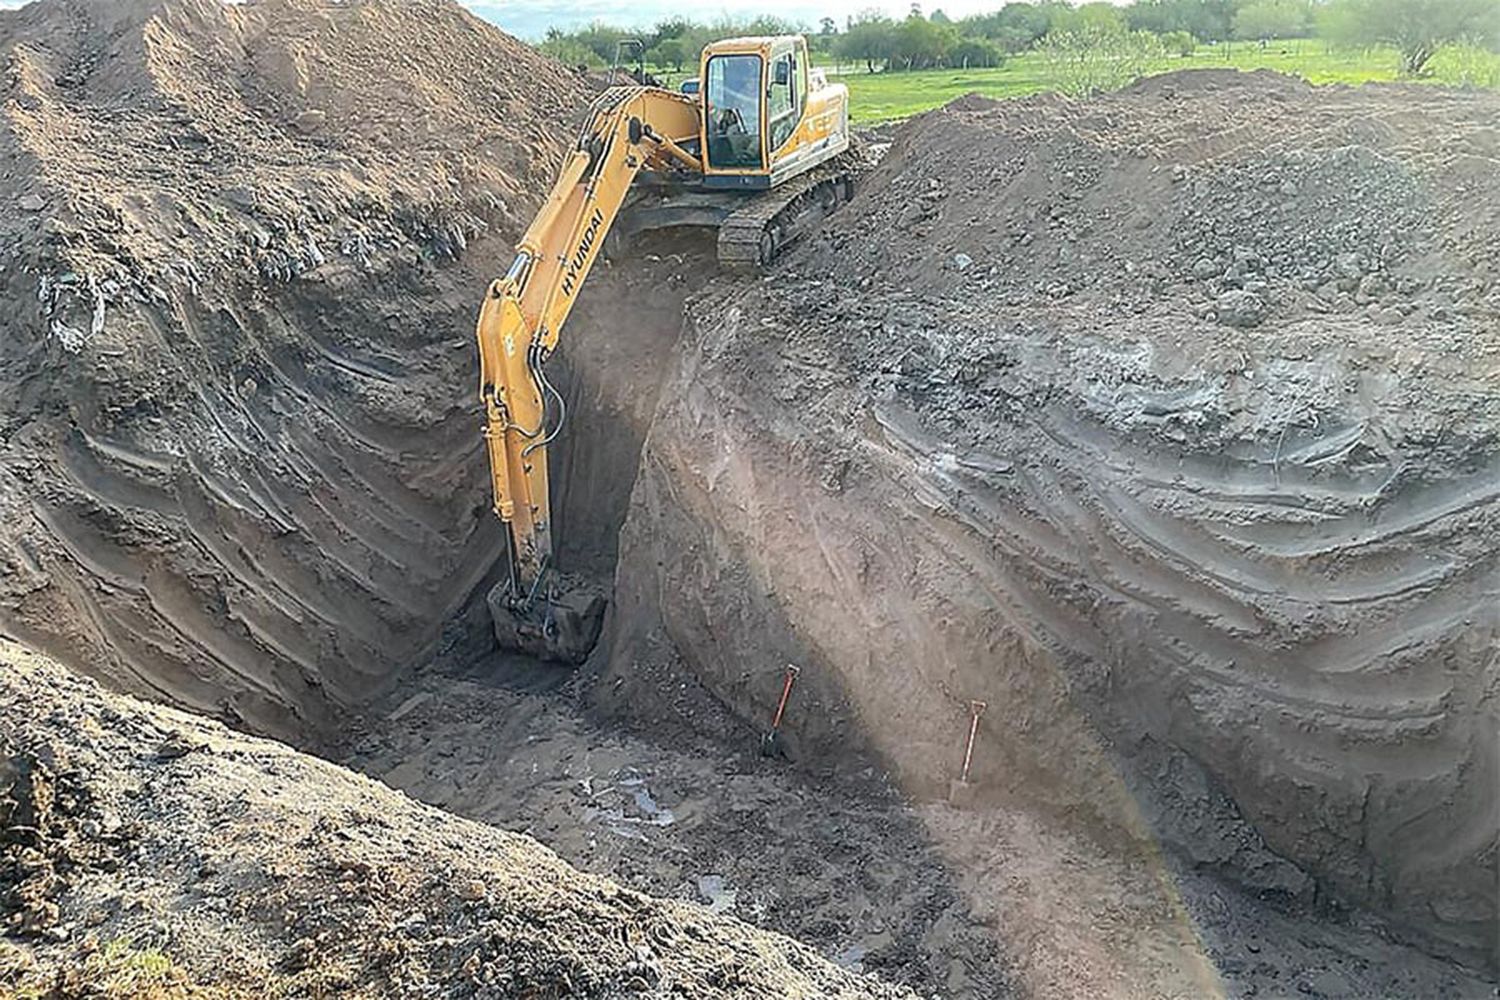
left=0, top=0, right=1496, bottom=990
left=0, top=0, right=580, bottom=738
left=603, top=73, right=1500, bottom=969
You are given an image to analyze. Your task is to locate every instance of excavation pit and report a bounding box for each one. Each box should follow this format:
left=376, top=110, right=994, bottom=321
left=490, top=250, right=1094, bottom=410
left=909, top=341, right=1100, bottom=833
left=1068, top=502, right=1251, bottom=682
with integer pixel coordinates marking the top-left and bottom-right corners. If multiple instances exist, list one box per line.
left=0, top=1, right=1495, bottom=995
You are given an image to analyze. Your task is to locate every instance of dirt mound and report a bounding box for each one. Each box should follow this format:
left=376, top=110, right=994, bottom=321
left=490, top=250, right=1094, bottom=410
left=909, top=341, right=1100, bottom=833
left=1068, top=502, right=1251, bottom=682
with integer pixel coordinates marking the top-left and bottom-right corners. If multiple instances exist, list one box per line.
left=0, top=641, right=915, bottom=998
left=822, top=70, right=1500, bottom=316
left=0, top=0, right=582, bottom=738
left=0, top=0, right=576, bottom=286
left=603, top=70, right=1500, bottom=970
left=821, top=69, right=1499, bottom=322
left=2, top=738, right=134, bottom=940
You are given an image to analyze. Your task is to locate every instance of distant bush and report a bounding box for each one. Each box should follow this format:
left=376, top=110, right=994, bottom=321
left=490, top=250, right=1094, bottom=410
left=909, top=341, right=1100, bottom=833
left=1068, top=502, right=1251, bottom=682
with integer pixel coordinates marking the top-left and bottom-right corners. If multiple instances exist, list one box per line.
left=1232, top=0, right=1314, bottom=41
left=1038, top=24, right=1168, bottom=95
left=1319, top=0, right=1498, bottom=75
left=1429, top=39, right=1500, bottom=87
left=1162, top=29, right=1197, bottom=55
left=538, top=35, right=600, bottom=68
left=950, top=38, right=1007, bottom=68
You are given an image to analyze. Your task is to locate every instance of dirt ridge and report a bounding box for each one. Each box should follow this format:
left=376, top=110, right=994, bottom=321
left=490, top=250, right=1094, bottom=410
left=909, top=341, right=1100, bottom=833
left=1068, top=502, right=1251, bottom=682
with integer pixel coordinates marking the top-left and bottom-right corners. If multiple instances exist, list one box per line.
left=0, top=640, right=918, bottom=998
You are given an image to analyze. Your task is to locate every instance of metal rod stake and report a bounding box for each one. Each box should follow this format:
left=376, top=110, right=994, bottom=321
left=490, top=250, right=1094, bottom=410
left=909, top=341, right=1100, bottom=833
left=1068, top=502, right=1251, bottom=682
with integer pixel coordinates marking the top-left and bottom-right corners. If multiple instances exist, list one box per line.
left=960, top=700, right=987, bottom=784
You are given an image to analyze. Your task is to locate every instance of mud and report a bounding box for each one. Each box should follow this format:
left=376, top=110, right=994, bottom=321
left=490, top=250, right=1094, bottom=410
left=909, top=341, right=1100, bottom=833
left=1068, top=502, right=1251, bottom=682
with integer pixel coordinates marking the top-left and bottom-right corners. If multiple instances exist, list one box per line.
left=343, top=649, right=1498, bottom=1000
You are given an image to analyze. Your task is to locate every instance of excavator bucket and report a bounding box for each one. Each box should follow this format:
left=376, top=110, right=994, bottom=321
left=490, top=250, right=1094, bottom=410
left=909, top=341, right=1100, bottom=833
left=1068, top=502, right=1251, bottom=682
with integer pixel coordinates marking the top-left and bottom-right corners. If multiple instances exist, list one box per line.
left=486, top=577, right=607, bottom=665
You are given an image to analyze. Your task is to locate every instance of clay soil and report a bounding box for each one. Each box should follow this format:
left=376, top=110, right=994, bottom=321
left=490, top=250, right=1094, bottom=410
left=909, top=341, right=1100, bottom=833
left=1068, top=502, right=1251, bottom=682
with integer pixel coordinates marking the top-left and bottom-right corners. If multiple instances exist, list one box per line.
left=0, top=0, right=1497, bottom=997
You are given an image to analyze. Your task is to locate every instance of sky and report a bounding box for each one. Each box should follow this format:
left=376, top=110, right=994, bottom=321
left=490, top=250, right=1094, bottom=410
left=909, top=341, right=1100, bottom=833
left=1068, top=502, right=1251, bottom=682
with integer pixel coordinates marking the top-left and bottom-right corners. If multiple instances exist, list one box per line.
left=0, top=1, right=1014, bottom=41
left=468, top=1, right=1013, bottom=40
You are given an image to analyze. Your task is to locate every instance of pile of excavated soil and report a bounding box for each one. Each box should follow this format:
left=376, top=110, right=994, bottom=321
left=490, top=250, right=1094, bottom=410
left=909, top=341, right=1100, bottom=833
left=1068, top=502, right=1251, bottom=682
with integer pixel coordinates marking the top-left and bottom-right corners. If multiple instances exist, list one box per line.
left=603, top=71, right=1500, bottom=973
left=0, top=0, right=585, bottom=739
left=0, top=640, right=916, bottom=998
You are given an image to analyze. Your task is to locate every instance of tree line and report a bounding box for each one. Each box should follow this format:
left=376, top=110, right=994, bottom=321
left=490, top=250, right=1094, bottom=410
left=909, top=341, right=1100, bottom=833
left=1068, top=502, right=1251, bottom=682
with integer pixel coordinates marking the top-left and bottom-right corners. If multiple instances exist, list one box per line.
left=538, top=0, right=1500, bottom=80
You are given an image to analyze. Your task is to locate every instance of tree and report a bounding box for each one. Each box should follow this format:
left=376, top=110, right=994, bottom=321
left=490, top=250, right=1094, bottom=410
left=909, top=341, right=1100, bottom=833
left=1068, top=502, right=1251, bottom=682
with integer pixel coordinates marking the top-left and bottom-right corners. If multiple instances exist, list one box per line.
left=837, top=11, right=897, bottom=71
left=820, top=16, right=838, bottom=36
left=1319, top=0, right=1499, bottom=74
left=570, top=21, right=629, bottom=64
left=650, top=37, right=686, bottom=71
left=891, top=13, right=959, bottom=68
left=1126, top=0, right=1239, bottom=42
left=961, top=2, right=1064, bottom=52
left=1038, top=22, right=1167, bottom=94
left=539, top=29, right=600, bottom=67
left=653, top=17, right=691, bottom=42
left=1233, top=0, right=1312, bottom=40
left=1050, top=2, right=1129, bottom=36
left=950, top=37, right=1006, bottom=66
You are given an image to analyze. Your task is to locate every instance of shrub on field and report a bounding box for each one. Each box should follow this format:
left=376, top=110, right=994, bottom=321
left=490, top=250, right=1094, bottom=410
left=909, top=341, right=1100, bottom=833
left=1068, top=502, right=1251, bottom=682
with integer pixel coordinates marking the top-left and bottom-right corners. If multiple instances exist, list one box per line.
left=1038, top=24, right=1168, bottom=95
left=950, top=37, right=1006, bottom=68
left=1162, top=29, right=1197, bottom=56
left=1429, top=39, right=1500, bottom=86
left=1318, top=0, right=1499, bottom=75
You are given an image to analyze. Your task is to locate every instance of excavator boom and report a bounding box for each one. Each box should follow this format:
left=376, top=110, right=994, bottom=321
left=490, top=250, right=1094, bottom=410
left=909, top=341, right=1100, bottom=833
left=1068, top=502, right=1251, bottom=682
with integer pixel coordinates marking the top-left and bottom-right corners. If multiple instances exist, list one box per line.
left=475, top=87, right=700, bottom=662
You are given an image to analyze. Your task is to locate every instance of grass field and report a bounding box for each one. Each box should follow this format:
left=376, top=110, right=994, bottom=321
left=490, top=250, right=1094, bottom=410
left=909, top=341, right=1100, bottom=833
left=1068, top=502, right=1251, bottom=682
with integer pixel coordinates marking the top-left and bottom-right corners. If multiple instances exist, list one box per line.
left=643, top=41, right=1495, bottom=125
left=826, top=41, right=1407, bottom=123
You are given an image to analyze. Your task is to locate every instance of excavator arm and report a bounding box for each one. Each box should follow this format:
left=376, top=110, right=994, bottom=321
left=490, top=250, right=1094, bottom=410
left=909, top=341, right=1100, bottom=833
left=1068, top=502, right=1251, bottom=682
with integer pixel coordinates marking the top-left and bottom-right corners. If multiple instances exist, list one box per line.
left=475, top=86, right=702, bottom=662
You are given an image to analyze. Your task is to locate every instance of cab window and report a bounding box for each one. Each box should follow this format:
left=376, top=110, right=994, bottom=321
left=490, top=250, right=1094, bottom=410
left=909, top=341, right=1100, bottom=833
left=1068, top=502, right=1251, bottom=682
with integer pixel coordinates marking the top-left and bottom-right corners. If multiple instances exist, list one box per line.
left=768, top=50, right=796, bottom=151
left=705, top=54, right=762, bottom=169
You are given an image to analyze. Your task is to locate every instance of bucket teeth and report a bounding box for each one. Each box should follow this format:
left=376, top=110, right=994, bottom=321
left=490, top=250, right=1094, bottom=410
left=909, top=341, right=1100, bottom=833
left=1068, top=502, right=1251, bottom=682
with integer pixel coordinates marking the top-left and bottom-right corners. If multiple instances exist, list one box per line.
left=487, top=578, right=606, bottom=664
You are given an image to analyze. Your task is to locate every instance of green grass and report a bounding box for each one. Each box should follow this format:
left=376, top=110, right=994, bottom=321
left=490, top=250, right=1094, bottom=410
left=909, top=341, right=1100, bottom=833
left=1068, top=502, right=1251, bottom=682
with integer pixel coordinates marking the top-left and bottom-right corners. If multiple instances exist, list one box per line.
left=826, top=41, right=1407, bottom=123
left=639, top=40, right=1494, bottom=126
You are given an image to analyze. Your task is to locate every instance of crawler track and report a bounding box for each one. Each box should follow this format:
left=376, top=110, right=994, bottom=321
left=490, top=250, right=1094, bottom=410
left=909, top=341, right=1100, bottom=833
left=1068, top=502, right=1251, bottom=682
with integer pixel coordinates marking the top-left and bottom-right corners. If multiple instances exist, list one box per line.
left=717, top=157, right=858, bottom=270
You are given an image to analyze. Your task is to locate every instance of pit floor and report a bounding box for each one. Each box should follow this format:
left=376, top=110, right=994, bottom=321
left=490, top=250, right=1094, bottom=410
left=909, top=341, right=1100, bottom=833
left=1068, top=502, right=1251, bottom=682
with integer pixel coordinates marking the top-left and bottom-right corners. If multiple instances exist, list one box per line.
left=335, top=652, right=1496, bottom=1000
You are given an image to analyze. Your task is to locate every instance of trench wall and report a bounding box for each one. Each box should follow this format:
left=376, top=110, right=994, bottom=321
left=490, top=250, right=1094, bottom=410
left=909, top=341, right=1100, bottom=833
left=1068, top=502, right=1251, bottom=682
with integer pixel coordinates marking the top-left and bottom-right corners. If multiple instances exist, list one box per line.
left=602, top=291, right=1500, bottom=968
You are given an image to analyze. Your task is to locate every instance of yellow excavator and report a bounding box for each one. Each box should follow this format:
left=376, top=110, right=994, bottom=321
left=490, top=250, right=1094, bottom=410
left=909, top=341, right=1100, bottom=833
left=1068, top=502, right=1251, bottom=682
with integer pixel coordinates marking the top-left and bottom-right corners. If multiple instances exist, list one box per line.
left=475, top=35, right=853, bottom=662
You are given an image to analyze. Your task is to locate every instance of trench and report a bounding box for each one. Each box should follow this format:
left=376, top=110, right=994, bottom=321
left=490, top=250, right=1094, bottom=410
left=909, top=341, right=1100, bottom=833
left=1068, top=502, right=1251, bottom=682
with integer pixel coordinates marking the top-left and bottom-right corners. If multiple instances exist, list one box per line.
left=1, top=220, right=1494, bottom=996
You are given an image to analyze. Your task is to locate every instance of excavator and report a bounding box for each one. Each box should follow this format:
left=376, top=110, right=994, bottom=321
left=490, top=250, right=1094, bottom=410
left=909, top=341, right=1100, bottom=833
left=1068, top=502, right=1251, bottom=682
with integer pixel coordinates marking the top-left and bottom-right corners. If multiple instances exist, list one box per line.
left=474, top=35, right=853, bottom=662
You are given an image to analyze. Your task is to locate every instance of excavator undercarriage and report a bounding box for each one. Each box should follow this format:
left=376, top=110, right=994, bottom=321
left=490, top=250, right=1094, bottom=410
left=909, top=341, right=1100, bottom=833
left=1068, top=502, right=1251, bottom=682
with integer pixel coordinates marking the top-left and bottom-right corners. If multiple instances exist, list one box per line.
left=620, top=157, right=858, bottom=269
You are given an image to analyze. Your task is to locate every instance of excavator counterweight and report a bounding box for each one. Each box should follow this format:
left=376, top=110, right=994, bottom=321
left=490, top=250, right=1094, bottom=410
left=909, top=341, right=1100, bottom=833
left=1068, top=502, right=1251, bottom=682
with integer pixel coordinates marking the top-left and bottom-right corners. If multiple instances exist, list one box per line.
left=476, top=35, right=851, bottom=663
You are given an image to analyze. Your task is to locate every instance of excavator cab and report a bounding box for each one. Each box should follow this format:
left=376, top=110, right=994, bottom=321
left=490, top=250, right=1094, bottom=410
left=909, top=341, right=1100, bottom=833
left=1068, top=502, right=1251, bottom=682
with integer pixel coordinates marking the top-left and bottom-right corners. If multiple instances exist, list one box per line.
left=699, top=36, right=848, bottom=189
left=704, top=53, right=764, bottom=170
